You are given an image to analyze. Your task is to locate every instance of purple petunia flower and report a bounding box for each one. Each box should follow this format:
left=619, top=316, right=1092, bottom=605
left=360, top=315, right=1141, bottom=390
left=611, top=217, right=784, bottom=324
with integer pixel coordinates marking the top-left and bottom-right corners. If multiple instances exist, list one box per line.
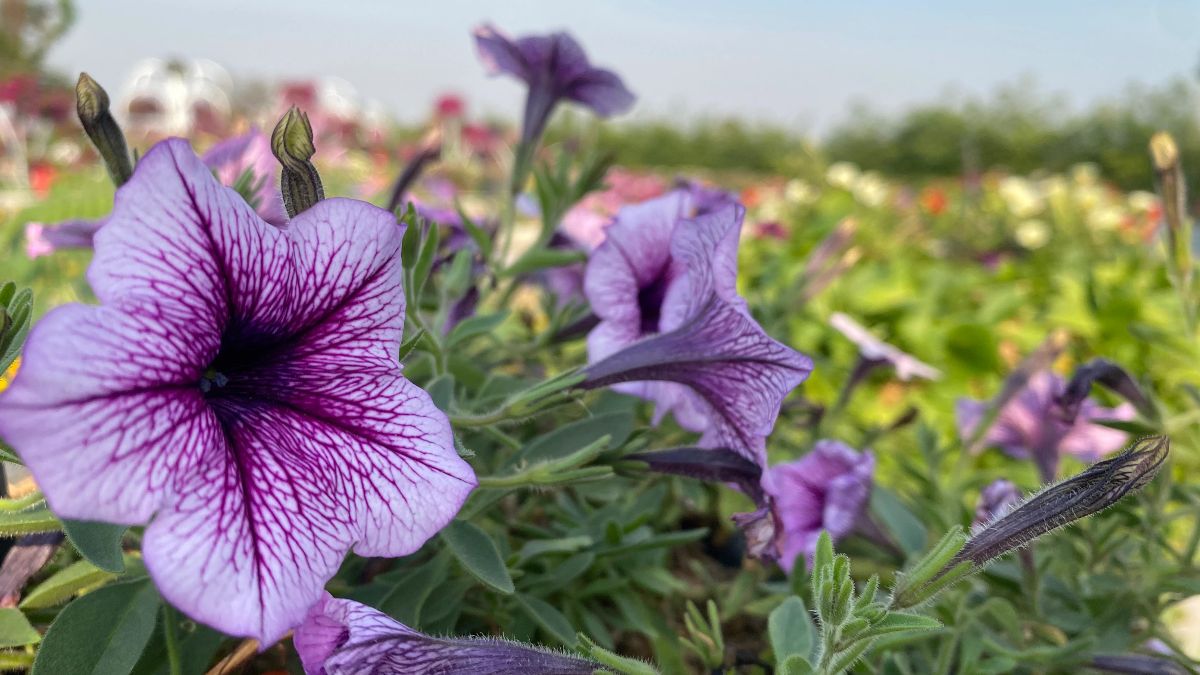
left=295, top=593, right=601, bottom=675
left=0, top=139, right=476, bottom=644
left=473, top=23, right=634, bottom=146
left=829, top=312, right=941, bottom=381
left=973, top=478, right=1021, bottom=528
left=23, top=129, right=286, bottom=258
left=757, top=440, right=875, bottom=572
left=581, top=188, right=812, bottom=464
left=956, top=369, right=1134, bottom=481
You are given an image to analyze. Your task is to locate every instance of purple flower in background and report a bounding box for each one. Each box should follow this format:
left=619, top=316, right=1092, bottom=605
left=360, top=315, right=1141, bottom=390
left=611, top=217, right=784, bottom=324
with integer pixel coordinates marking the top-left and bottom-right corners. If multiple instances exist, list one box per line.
left=474, top=23, right=634, bottom=145
left=24, top=130, right=286, bottom=258
left=24, top=219, right=99, bottom=259
left=973, top=479, right=1021, bottom=528
left=0, top=139, right=476, bottom=643
left=829, top=312, right=941, bottom=381
left=581, top=189, right=812, bottom=464
left=758, top=441, right=875, bottom=572
left=202, top=128, right=288, bottom=227
left=956, top=370, right=1134, bottom=481
left=296, top=593, right=601, bottom=675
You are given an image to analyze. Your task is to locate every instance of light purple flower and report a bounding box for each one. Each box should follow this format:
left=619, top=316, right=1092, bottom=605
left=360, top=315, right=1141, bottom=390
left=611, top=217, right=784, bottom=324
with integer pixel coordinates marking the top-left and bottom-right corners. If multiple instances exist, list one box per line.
left=956, top=370, right=1135, bottom=480
left=0, top=139, right=476, bottom=644
left=758, top=440, right=875, bottom=572
left=24, top=129, right=286, bottom=258
left=829, top=312, right=941, bottom=381
left=295, top=593, right=600, bottom=675
left=582, top=189, right=812, bottom=464
left=473, top=23, right=634, bottom=145
left=973, top=478, right=1021, bottom=528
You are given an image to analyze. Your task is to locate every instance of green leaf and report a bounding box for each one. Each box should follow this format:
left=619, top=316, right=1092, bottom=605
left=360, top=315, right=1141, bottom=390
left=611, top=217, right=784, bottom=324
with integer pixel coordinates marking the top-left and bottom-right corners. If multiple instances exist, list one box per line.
left=768, top=596, right=814, bottom=664
left=500, top=248, right=587, bottom=278
left=0, top=505, right=60, bottom=536
left=515, top=595, right=577, bottom=647
left=20, top=558, right=119, bottom=609
left=129, top=622, right=224, bottom=675
left=425, top=374, right=455, bottom=410
left=779, top=654, right=815, bottom=675
left=0, top=608, right=40, bottom=648
left=439, top=520, right=514, bottom=595
left=869, top=487, right=926, bottom=556
left=447, top=312, right=509, bottom=347
left=62, top=520, right=127, bottom=573
left=945, top=323, right=1000, bottom=372
left=508, top=412, right=631, bottom=469
left=864, top=611, right=942, bottom=638
left=32, top=579, right=161, bottom=675
left=378, top=554, right=450, bottom=627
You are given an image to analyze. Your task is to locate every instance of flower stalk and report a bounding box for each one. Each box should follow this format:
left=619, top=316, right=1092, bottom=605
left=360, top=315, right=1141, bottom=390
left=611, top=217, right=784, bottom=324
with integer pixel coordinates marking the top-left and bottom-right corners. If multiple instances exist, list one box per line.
left=75, top=73, right=133, bottom=187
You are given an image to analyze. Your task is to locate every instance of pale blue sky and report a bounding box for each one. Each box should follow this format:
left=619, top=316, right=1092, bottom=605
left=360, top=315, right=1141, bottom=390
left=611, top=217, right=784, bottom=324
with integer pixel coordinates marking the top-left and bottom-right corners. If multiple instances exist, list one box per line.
left=44, top=0, right=1200, bottom=134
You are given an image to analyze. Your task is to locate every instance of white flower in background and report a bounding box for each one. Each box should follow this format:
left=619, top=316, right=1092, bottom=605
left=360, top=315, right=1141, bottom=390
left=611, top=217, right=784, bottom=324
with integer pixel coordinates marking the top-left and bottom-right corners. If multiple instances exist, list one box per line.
left=1087, top=205, right=1124, bottom=232
left=120, top=58, right=232, bottom=136
left=1164, top=595, right=1200, bottom=660
left=784, top=178, right=818, bottom=205
left=1015, top=219, right=1051, bottom=249
left=852, top=171, right=889, bottom=207
left=1073, top=184, right=1105, bottom=211
left=1128, top=190, right=1160, bottom=213
left=46, top=140, right=82, bottom=165
left=826, top=161, right=860, bottom=189
left=999, top=176, right=1044, bottom=218
left=757, top=197, right=785, bottom=223
left=1071, top=162, right=1100, bottom=186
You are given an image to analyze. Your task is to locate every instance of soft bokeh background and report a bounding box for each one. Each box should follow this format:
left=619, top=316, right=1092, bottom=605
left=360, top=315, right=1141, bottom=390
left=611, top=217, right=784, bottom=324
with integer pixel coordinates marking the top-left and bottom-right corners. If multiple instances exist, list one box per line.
left=4, top=1, right=1200, bottom=670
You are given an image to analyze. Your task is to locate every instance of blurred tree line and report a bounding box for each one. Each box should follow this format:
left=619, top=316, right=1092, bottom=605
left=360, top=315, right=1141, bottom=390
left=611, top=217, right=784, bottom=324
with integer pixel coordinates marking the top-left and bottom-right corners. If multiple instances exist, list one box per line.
left=557, top=78, right=1200, bottom=191
left=0, top=0, right=75, bottom=79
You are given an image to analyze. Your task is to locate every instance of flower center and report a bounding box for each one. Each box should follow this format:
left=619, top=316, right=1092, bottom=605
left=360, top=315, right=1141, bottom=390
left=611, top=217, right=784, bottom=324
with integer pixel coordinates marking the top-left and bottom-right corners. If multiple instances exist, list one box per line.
left=637, top=266, right=672, bottom=334
left=199, top=367, right=230, bottom=394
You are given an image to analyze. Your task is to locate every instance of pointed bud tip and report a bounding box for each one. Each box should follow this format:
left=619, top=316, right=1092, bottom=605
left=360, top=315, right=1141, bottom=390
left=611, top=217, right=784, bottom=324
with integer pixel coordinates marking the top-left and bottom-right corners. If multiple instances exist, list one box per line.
left=271, top=105, right=316, bottom=162
left=75, top=72, right=110, bottom=121
left=1150, top=132, right=1179, bottom=171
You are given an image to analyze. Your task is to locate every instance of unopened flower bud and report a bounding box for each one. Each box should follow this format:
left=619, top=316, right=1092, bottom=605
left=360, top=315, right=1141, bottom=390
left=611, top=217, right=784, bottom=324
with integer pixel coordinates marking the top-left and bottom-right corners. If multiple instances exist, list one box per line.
left=75, top=73, right=133, bottom=186
left=951, top=436, right=1168, bottom=570
left=271, top=106, right=324, bottom=217
left=1150, top=131, right=1191, bottom=287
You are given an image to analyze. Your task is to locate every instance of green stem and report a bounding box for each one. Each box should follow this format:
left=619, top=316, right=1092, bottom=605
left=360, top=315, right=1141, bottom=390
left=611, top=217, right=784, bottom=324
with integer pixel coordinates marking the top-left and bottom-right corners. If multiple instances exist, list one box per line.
left=162, top=603, right=183, bottom=675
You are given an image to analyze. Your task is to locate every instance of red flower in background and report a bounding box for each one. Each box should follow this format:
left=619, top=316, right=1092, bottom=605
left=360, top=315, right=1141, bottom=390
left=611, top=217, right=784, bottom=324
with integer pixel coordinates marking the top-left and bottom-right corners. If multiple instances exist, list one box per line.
left=435, top=93, right=465, bottom=118
left=920, top=186, right=948, bottom=215
left=28, top=163, right=57, bottom=198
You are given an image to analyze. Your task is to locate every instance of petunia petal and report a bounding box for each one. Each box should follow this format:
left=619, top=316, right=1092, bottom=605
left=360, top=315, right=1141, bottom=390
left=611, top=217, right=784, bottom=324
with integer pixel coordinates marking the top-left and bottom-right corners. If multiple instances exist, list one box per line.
left=296, top=593, right=600, bottom=675
left=583, top=296, right=813, bottom=464
left=565, top=67, right=635, bottom=117
left=0, top=304, right=218, bottom=523
left=143, top=369, right=474, bottom=645
left=473, top=24, right=531, bottom=82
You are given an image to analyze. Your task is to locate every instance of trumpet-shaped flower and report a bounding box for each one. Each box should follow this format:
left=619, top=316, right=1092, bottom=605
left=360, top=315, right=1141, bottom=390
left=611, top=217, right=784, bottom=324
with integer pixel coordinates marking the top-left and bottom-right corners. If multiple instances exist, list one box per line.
left=956, top=370, right=1134, bottom=480
left=0, top=139, right=476, bottom=644
left=473, top=23, right=634, bottom=145
left=582, top=189, right=811, bottom=464
left=296, top=593, right=600, bottom=675
left=24, top=129, right=286, bottom=258
left=758, top=440, right=875, bottom=571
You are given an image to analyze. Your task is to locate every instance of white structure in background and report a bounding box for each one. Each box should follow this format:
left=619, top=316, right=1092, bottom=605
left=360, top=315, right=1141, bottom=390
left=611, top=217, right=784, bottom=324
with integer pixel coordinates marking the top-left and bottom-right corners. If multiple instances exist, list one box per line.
left=118, top=58, right=233, bottom=136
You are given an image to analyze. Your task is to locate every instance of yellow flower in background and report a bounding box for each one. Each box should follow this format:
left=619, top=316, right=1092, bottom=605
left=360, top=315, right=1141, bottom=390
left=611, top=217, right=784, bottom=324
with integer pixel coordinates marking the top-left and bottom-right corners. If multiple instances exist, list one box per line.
left=0, top=358, right=18, bottom=393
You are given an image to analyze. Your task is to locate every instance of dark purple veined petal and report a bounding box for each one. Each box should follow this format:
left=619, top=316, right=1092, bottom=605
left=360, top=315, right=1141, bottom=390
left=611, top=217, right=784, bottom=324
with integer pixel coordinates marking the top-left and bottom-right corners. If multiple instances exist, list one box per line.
left=0, top=139, right=475, bottom=644
left=582, top=294, right=812, bottom=465
left=295, top=594, right=601, bottom=675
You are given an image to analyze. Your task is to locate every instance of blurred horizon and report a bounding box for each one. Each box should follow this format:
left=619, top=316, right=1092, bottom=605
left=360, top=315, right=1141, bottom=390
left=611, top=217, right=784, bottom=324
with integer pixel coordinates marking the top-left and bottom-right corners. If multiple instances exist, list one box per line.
left=41, top=0, right=1200, bottom=135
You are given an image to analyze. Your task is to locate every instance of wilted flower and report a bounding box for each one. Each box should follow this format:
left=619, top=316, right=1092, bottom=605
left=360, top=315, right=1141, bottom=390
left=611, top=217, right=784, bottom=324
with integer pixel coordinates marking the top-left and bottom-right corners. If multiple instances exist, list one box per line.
left=582, top=188, right=812, bottom=463
left=296, top=594, right=600, bottom=675
left=758, top=440, right=875, bottom=571
left=829, top=312, right=941, bottom=381
left=0, top=139, right=476, bottom=643
left=473, top=23, right=634, bottom=147
left=956, top=370, right=1134, bottom=481
left=25, top=129, right=288, bottom=257
left=973, top=479, right=1021, bottom=527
